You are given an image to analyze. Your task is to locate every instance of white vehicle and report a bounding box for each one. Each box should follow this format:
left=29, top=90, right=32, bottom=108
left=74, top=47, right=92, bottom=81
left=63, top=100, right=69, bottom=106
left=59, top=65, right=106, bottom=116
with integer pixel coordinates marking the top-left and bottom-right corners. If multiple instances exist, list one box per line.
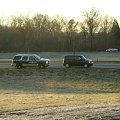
left=106, top=48, right=118, bottom=52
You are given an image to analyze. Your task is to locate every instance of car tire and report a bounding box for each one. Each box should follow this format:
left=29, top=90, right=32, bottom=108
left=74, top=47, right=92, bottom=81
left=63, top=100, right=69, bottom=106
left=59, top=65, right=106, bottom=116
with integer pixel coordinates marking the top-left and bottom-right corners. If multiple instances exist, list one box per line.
left=65, top=64, right=70, bottom=68
left=16, top=64, right=23, bottom=69
left=42, top=64, right=45, bottom=68
left=84, top=64, right=88, bottom=68
left=38, top=64, right=42, bottom=69
left=38, top=64, right=45, bottom=69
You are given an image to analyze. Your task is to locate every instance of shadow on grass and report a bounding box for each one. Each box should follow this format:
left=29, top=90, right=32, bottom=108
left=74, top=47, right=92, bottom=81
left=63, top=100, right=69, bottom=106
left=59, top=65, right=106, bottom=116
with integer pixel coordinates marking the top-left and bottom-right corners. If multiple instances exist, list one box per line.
left=0, top=68, right=120, bottom=94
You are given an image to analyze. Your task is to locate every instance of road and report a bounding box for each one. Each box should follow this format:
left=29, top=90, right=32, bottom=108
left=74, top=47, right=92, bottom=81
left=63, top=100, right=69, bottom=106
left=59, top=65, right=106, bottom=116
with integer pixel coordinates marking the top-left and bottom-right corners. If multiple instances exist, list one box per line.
left=93, top=63, right=120, bottom=69
left=0, top=62, right=120, bottom=69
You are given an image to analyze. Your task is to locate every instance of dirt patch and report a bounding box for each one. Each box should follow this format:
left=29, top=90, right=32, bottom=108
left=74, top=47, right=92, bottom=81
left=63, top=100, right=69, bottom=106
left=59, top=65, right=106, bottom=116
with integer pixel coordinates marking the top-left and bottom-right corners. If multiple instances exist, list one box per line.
left=0, top=104, right=120, bottom=120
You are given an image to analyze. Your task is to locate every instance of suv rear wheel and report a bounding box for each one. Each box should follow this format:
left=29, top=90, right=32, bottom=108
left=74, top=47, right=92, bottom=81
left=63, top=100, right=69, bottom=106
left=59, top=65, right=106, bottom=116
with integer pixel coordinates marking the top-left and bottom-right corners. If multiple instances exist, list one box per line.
left=16, top=63, right=23, bottom=69
left=65, top=64, right=70, bottom=68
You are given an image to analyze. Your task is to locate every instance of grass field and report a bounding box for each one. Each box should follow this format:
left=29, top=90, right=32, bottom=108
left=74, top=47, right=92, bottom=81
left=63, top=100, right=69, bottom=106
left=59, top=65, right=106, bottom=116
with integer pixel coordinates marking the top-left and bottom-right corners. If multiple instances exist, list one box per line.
left=0, top=67, right=120, bottom=113
left=0, top=52, right=120, bottom=119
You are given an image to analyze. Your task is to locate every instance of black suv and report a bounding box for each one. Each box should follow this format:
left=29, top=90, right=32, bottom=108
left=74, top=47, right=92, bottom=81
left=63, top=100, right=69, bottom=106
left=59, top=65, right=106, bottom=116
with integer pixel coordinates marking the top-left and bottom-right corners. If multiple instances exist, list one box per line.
left=63, top=55, right=93, bottom=68
left=11, top=54, right=50, bottom=69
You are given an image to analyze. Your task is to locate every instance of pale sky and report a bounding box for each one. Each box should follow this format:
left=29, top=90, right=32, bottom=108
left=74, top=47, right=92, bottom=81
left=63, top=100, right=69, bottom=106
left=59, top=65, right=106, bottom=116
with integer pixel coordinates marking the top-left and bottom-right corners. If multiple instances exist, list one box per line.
left=0, top=0, right=120, bottom=23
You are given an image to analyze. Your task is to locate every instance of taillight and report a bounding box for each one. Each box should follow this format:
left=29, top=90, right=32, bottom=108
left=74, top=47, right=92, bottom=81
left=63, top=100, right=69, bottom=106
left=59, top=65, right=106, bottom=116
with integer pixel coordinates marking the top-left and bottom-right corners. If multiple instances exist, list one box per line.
left=63, top=58, right=64, bottom=64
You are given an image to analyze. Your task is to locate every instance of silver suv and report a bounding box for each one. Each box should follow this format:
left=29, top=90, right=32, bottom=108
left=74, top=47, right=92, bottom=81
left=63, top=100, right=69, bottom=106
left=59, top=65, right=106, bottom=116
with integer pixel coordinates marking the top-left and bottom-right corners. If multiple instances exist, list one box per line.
left=11, top=54, right=50, bottom=69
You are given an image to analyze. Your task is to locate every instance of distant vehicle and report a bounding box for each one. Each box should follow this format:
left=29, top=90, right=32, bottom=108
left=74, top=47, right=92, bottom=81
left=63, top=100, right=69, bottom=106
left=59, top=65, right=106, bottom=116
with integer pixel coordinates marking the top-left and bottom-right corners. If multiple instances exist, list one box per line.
left=63, top=55, right=93, bottom=68
left=106, top=48, right=118, bottom=52
left=11, top=54, right=50, bottom=69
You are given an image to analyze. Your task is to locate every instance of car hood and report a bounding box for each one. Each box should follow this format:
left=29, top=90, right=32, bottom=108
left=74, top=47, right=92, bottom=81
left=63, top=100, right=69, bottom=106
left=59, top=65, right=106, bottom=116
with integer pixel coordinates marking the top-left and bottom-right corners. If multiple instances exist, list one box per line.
left=88, top=59, right=92, bottom=61
left=40, top=58, right=50, bottom=61
left=86, top=59, right=93, bottom=62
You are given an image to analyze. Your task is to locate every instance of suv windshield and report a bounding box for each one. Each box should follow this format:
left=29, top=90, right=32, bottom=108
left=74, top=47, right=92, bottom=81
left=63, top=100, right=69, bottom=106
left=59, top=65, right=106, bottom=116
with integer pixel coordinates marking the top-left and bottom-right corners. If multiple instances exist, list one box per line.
left=80, top=55, right=86, bottom=60
left=34, top=55, right=41, bottom=60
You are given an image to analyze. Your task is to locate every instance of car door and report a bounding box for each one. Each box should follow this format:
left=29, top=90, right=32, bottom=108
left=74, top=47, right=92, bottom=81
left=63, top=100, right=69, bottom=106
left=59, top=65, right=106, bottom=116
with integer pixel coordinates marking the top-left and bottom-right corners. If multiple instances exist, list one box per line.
left=74, top=56, right=83, bottom=66
left=28, top=56, right=38, bottom=67
left=22, top=56, right=29, bottom=66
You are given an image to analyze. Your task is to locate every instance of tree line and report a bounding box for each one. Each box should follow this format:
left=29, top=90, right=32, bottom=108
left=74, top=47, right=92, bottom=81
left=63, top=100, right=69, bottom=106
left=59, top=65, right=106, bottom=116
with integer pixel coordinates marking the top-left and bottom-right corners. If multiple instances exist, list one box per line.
left=0, top=8, right=120, bottom=52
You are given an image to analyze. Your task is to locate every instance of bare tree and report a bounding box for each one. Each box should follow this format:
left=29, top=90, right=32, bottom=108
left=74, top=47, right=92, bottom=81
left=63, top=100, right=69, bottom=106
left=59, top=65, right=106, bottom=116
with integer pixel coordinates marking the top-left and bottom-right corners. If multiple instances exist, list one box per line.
left=65, top=19, right=78, bottom=51
left=99, top=16, right=113, bottom=49
left=81, top=8, right=101, bottom=51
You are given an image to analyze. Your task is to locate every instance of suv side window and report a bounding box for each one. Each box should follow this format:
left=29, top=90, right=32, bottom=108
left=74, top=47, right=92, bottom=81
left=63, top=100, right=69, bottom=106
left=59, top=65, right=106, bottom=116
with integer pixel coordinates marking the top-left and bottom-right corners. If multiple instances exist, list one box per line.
left=29, top=56, right=35, bottom=61
left=70, top=56, right=74, bottom=60
left=75, top=56, right=81, bottom=60
left=22, top=56, right=28, bottom=61
left=13, top=56, right=21, bottom=60
left=65, top=56, right=74, bottom=60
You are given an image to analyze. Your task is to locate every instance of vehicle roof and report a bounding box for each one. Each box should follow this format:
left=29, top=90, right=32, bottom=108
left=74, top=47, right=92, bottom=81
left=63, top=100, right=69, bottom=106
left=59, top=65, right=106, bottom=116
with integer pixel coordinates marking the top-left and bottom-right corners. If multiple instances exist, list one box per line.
left=65, top=55, right=84, bottom=57
left=15, top=54, right=38, bottom=56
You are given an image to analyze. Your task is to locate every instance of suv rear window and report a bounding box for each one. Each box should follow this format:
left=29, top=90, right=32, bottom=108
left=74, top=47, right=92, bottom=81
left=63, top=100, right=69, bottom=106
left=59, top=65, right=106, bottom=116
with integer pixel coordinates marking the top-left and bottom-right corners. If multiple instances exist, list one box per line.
left=13, top=56, right=21, bottom=60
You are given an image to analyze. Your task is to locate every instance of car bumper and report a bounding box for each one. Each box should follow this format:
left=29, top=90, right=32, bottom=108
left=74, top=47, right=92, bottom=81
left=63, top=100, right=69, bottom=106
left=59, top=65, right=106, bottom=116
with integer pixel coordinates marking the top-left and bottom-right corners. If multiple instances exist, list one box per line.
left=88, top=62, right=93, bottom=66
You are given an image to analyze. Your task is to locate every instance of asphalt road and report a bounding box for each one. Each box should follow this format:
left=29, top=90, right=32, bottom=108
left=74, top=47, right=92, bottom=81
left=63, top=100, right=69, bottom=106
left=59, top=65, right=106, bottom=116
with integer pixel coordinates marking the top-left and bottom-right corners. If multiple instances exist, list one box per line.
left=93, top=63, right=120, bottom=69
left=0, top=62, right=120, bottom=69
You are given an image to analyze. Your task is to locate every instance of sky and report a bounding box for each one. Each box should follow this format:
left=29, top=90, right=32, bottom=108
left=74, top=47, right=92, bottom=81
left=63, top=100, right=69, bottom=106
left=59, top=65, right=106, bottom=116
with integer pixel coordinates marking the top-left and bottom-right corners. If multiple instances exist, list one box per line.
left=0, top=0, right=120, bottom=23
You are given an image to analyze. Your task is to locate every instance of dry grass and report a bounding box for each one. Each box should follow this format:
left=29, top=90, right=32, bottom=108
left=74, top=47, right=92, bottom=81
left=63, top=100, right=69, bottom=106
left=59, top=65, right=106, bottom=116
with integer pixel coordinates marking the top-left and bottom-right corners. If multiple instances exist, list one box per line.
left=0, top=68, right=120, bottom=112
left=0, top=92, right=120, bottom=112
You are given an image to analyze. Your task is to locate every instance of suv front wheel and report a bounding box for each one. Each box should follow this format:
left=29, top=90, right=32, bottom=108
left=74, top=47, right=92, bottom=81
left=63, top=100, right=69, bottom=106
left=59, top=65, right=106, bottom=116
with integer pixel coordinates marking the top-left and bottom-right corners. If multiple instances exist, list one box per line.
left=84, top=64, right=88, bottom=68
left=38, top=64, right=45, bottom=69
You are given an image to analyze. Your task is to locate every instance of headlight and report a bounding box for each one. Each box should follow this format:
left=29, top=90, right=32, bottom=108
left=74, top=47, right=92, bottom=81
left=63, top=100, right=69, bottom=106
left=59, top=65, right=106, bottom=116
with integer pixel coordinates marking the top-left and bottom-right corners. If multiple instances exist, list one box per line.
left=46, top=61, right=48, bottom=64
